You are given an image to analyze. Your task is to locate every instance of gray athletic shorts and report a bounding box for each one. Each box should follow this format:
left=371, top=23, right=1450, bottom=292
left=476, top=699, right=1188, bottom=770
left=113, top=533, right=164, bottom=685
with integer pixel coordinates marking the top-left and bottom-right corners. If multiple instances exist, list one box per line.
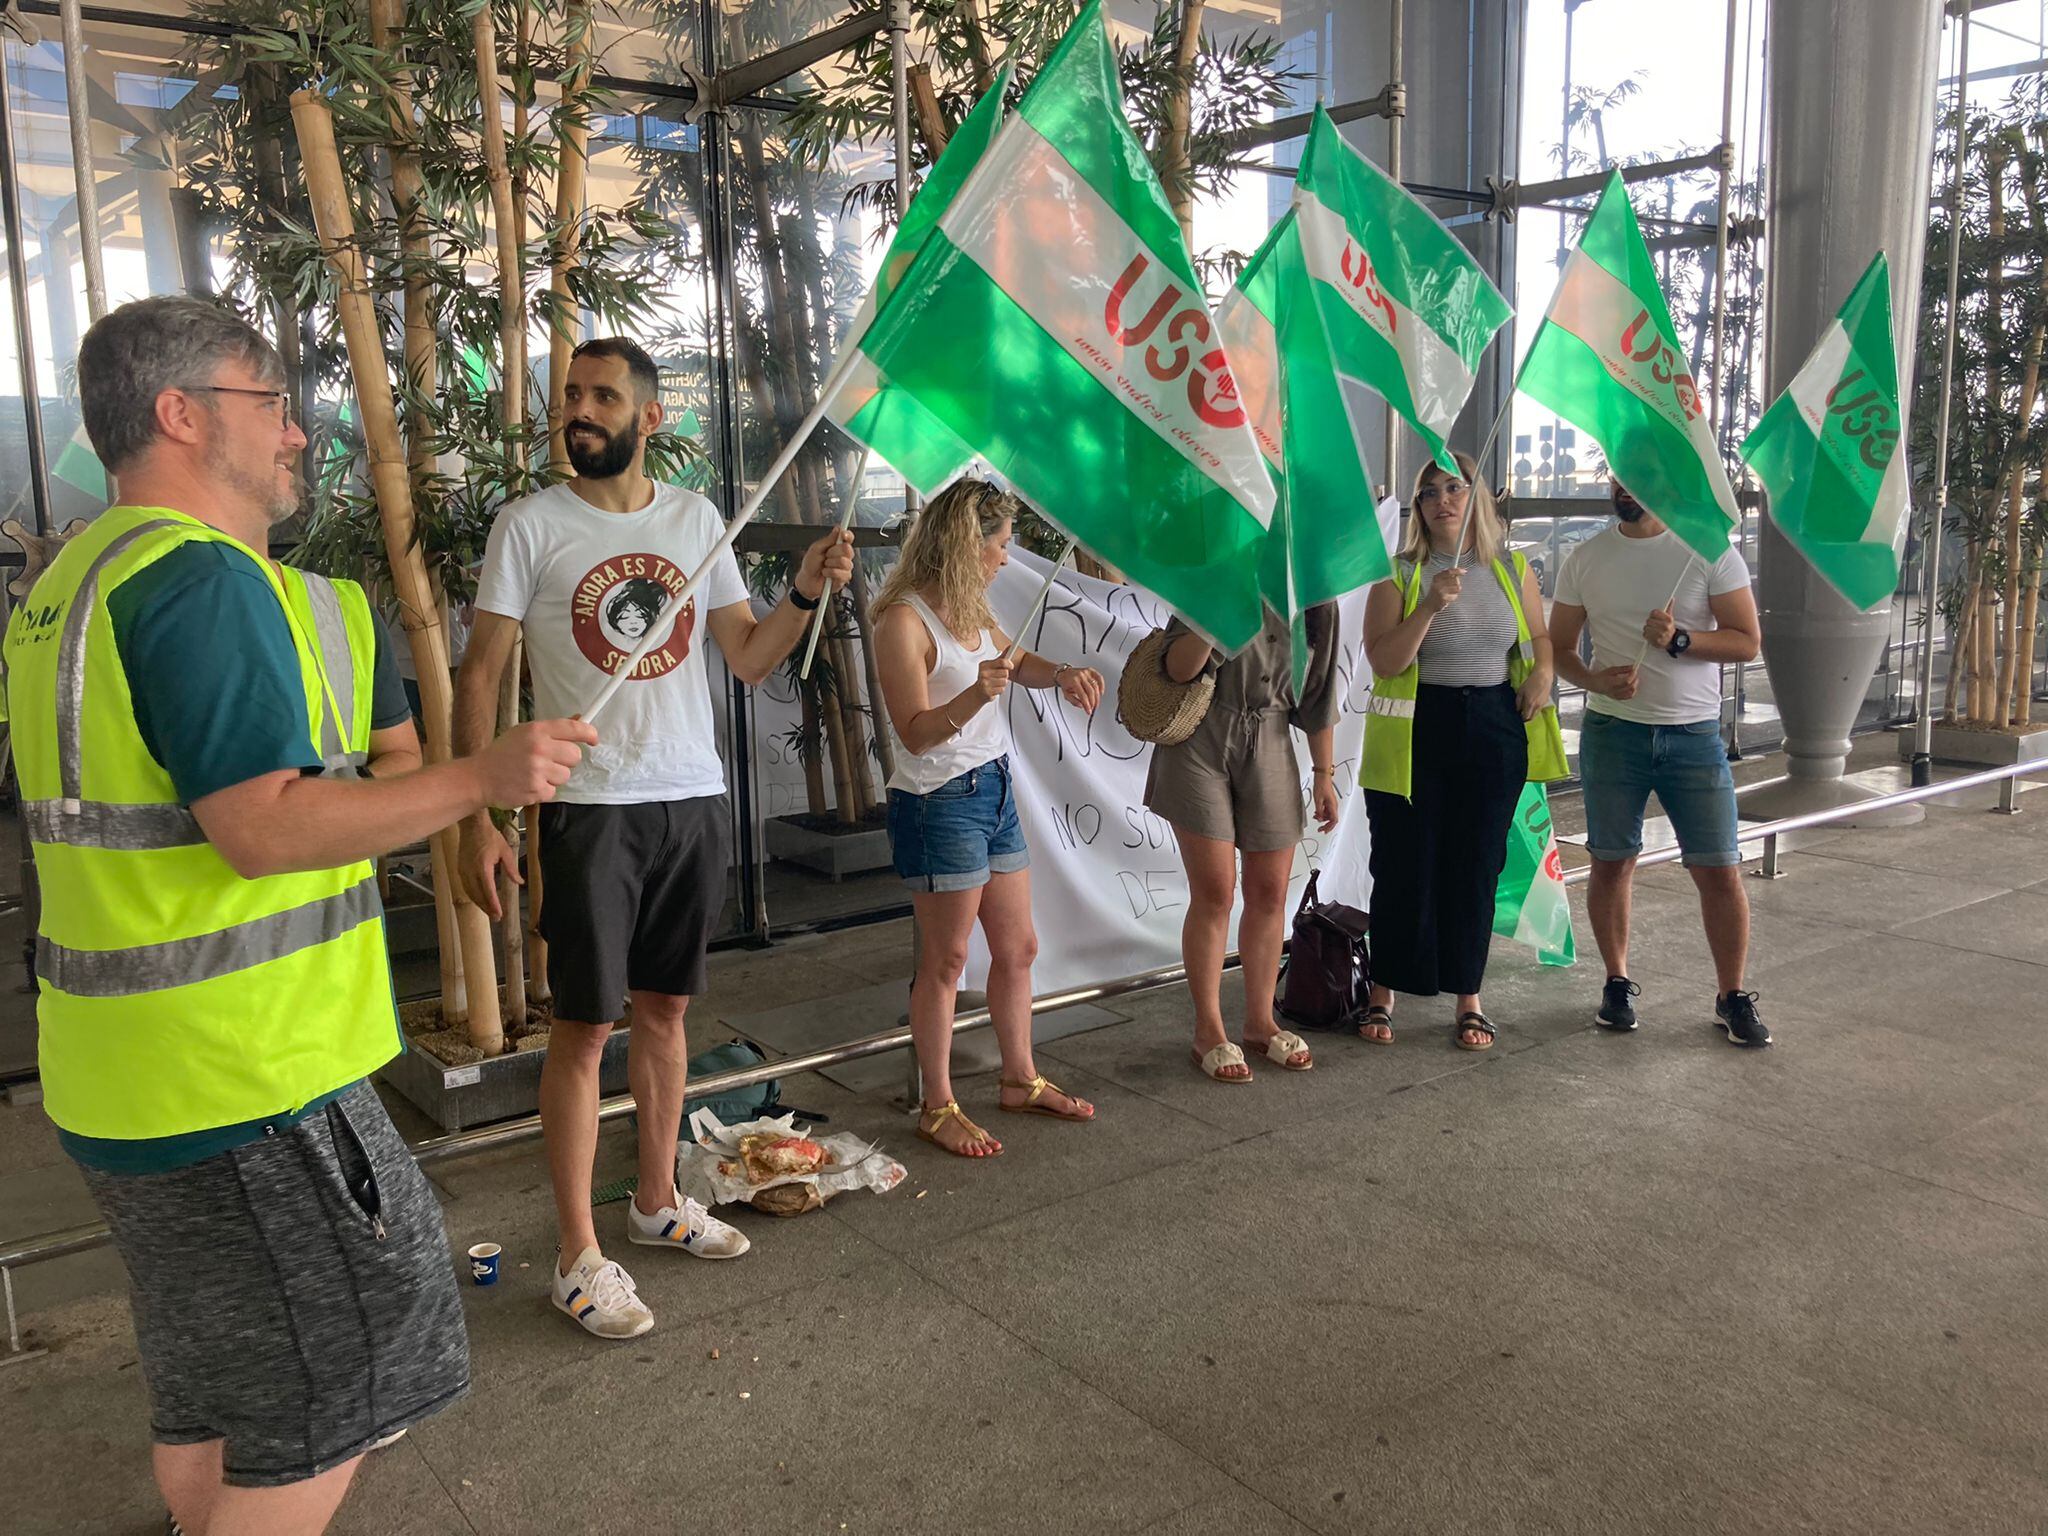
left=79, top=1082, right=469, bottom=1488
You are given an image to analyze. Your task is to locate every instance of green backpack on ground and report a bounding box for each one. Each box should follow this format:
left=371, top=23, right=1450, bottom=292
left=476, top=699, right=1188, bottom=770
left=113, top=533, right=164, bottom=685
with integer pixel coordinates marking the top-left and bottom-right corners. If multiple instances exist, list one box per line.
left=682, top=1039, right=783, bottom=1124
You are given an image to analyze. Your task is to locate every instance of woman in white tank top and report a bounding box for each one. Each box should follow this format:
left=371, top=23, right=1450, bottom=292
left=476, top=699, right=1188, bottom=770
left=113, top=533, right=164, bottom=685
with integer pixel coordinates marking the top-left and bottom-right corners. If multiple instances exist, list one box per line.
left=873, top=480, right=1107, bottom=1158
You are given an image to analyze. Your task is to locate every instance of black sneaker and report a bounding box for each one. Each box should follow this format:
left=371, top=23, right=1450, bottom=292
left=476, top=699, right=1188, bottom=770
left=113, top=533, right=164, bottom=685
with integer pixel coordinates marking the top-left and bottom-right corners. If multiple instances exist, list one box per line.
left=1715, top=990, right=1772, bottom=1048
left=1597, top=976, right=1641, bottom=1031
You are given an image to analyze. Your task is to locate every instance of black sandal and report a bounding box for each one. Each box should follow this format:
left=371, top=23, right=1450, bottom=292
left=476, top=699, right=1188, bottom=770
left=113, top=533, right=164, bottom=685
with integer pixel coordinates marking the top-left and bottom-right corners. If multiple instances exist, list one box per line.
left=1455, top=1012, right=1496, bottom=1052
left=1358, top=1005, right=1394, bottom=1045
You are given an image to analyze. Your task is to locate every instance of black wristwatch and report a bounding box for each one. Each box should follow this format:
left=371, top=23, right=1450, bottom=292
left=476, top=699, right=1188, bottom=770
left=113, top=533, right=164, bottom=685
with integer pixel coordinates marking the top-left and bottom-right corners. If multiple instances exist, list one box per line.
left=789, top=584, right=821, bottom=612
left=1665, top=627, right=1692, bottom=659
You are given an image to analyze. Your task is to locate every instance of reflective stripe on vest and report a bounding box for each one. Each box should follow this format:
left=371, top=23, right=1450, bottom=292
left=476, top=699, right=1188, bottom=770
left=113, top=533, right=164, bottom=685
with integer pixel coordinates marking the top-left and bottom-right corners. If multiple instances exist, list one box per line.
left=38, top=875, right=382, bottom=998
left=295, top=571, right=367, bottom=777
left=33, top=517, right=205, bottom=851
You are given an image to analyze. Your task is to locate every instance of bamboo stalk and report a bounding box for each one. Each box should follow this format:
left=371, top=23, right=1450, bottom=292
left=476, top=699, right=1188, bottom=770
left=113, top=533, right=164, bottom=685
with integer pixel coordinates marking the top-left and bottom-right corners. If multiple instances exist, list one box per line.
left=1161, top=0, right=1208, bottom=245
left=908, top=64, right=949, bottom=157
left=291, top=88, right=505, bottom=1056
left=828, top=626, right=875, bottom=818
left=797, top=688, right=828, bottom=817
left=960, top=0, right=996, bottom=92
left=369, top=0, right=506, bottom=1035
left=524, top=637, right=550, bottom=1004
left=1995, top=140, right=2048, bottom=726
left=1979, top=141, right=2008, bottom=725
left=821, top=671, right=859, bottom=823
left=546, top=0, right=595, bottom=475
left=2015, top=521, right=2044, bottom=725
left=497, top=634, right=528, bottom=1027
left=479, top=0, right=545, bottom=1004
left=513, top=0, right=532, bottom=253
left=475, top=1, right=526, bottom=450
left=1976, top=571, right=1997, bottom=722
left=427, top=829, right=463, bottom=1018
left=1974, top=581, right=1990, bottom=724
left=849, top=561, right=896, bottom=786
left=368, top=0, right=434, bottom=476
left=427, top=579, right=463, bottom=1019
left=1944, top=573, right=1974, bottom=722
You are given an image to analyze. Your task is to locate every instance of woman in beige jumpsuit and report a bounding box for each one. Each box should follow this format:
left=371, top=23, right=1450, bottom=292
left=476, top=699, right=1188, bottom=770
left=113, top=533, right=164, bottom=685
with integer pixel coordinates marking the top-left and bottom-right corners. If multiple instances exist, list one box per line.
left=1144, top=605, right=1342, bottom=1082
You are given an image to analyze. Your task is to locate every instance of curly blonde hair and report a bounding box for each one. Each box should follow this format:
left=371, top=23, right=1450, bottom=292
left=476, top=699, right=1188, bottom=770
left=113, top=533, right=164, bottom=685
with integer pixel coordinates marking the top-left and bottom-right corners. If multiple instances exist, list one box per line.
left=871, top=477, right=1018, bottom=638
left=1398, top=450, right=1504, bottom=568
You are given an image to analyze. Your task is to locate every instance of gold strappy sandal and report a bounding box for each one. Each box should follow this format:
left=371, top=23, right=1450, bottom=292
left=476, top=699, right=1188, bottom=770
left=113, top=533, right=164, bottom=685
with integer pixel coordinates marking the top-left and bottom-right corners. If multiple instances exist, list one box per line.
left=998, top=1074, right=1094, bottom=1121
left=915, top=1100, right=1002, bottom=1158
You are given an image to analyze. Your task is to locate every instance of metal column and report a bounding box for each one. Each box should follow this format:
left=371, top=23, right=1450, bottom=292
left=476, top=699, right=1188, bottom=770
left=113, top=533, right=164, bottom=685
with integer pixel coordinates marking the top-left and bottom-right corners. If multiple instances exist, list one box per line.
left=0, top=30, right=53, bottom=536
left=59, top=0, right=107, bottom=321
left=1397, top=0, right=1522, bottom=482
left=1914, top=3, right=1972, bottom=786
left=1745, top=0, right=1941, bottom=825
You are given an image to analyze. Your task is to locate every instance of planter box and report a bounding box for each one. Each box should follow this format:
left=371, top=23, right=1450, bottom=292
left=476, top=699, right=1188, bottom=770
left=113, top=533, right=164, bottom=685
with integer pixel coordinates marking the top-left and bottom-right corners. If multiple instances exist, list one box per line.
left=1897, top=722, right=2048, bottom=767
left=380, top=1029, right=633, bottom=1133
left=764, top=813, right=894, bottom=881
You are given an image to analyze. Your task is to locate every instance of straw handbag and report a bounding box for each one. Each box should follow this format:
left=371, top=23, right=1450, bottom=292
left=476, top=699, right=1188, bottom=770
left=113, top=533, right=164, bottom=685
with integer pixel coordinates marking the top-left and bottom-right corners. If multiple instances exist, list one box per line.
left=1118, top=629, right=1216, bottom=746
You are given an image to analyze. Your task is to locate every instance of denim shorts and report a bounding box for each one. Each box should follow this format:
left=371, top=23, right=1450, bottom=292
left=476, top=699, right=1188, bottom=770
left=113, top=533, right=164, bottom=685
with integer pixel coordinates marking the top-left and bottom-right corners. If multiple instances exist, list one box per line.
left=1578, top=712, right=1741, bottom=868
left=886, top=756, right=1029, bottom=893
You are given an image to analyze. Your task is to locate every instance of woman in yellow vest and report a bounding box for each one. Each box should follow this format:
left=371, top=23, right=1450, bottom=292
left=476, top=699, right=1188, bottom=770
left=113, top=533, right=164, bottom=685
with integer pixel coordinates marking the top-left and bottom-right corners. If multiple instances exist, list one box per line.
left=1358, top=453, right=1563, bottom=1051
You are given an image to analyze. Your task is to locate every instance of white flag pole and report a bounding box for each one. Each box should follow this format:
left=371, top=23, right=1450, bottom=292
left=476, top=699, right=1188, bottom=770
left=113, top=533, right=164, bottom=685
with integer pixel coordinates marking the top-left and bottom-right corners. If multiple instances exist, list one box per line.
left=799, top=445, right=872, bottom=682
left=1632, top=557, right=1698, bottom=667
left=1001, top=536, right=1076, bottom=664
left=582, top=350, right=861, bottom=725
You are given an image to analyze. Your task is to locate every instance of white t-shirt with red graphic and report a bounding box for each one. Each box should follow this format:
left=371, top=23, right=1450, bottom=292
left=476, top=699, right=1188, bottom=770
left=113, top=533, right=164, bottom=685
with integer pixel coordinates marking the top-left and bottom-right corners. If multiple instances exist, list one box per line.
left=474, top=481, right=751, bottom=804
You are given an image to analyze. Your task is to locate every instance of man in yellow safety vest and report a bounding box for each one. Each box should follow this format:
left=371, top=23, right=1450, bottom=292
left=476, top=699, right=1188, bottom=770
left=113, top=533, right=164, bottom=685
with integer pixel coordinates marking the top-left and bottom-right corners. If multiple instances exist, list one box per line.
left=1, top=295, right=596, bottom=1535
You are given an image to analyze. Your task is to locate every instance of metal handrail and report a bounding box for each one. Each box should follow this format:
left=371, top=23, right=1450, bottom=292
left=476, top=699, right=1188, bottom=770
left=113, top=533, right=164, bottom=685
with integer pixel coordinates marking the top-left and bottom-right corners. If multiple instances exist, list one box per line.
left=1, top=753, right=2043, bottom=1338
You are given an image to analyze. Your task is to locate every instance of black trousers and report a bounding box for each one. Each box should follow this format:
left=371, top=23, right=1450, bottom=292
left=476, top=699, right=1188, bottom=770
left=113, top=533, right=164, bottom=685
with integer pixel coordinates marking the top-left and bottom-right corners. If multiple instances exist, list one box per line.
left=1365, top=683, right=1528, bottom=998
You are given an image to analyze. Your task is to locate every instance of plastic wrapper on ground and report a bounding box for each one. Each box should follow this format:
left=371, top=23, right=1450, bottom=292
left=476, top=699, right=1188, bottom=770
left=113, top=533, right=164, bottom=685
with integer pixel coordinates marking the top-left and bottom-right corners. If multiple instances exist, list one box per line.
left=680, top=1108, right=907, bottom=1213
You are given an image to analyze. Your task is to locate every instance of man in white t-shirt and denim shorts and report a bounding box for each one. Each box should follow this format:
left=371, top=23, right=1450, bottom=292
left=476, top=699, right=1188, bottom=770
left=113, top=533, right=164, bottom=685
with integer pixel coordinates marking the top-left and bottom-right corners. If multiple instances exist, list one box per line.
left=454, top=338, right=852, bottom=1339
left=1550, top=478, right=1772, bottom=1049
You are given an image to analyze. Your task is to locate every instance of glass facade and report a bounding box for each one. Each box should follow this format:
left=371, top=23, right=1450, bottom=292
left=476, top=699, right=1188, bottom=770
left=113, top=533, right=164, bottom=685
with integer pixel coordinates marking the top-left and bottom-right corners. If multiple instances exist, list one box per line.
left=0, top=2, right=2008, bottom=951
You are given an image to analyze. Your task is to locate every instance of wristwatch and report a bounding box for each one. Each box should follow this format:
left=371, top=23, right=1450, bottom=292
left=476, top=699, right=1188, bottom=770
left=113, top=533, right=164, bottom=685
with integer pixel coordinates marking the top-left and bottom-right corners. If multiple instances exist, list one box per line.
left=1665, top=627, right=1692, bottom=659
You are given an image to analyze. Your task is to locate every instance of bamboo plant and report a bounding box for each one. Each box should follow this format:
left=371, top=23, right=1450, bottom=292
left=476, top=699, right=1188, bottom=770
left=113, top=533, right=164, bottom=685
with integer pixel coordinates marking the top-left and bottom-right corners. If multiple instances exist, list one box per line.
left=1912, top=82, right=2048, bottom=732
left=175, top=0, right=702, bottom=1050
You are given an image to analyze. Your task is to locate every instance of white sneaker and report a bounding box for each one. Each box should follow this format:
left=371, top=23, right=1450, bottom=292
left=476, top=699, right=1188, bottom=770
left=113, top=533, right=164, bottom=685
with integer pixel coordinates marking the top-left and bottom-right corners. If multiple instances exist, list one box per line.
left=551, top=1246, right=654, bottom=1339
left=626, top=1187, right=751, bottom=1260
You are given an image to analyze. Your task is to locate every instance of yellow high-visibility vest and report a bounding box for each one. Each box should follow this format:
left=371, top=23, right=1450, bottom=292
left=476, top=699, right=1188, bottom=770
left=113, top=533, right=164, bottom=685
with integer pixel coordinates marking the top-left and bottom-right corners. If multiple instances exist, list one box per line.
left=1, top=505, right=398, bottom=1142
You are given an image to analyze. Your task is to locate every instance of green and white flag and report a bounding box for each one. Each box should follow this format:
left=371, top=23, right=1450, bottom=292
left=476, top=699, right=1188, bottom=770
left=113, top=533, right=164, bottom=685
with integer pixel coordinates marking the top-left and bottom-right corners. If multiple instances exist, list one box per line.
left=52, top=422, right=107, bottom=502
left=825, top=63, right=1013, bottom=499
left=1518, top=172, right=1738, bottom=563
left=1494, top=783, right=1575, bottom=967
left=849, top=0, right=1275, bottom=651
left=1293, top=106, right=1513, bottom=473
left=1740, top=252, right=1906, bottom=611
left=1218, top=210, right=1391, bottom=687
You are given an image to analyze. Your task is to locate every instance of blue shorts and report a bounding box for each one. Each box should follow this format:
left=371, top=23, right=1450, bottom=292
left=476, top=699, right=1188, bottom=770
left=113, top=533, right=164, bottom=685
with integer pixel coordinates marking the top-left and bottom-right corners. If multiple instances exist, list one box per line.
left=886, top=756, right=1029, bottom=893
left=1578, top=712, right=1740, bottom=869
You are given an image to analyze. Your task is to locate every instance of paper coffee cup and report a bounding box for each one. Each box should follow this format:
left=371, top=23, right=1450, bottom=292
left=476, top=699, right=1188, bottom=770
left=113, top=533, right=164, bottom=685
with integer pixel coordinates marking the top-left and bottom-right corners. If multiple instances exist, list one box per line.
left=467, top=1242, right=502, bottom=1286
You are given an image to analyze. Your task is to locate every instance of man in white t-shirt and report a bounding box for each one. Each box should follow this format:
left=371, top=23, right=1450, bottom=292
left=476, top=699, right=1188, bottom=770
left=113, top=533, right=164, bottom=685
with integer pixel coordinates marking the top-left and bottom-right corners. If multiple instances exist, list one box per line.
left=453, top=338, right=852, bottom=1340
left=1550, top=478, right=1771, bottom=1049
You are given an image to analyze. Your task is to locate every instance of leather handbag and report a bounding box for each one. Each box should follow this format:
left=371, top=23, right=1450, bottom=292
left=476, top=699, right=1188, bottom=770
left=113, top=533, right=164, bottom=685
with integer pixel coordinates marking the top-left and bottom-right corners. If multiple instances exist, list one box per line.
left=1276, top=870, right=1371, bottom=1030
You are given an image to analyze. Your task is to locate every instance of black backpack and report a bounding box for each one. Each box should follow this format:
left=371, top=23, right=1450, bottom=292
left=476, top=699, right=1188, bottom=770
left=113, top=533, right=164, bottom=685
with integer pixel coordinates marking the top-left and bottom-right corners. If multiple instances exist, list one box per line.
left=1276, top=870, right=1370, bottom=1030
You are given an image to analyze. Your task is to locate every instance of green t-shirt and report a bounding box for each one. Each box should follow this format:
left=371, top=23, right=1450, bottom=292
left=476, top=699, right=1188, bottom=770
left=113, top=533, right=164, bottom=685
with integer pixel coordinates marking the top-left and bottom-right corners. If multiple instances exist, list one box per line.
left=57, top=543, right=407, bottom=1174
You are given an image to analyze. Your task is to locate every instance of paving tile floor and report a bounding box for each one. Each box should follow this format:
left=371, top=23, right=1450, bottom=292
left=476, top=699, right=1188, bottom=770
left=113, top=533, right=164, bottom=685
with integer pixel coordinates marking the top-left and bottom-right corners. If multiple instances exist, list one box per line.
left=2, top=768, right=2046, bottom=1533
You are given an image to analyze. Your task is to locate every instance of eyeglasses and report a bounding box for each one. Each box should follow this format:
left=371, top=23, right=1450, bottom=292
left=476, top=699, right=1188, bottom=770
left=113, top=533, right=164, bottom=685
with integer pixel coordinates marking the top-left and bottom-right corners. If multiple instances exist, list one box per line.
left=1414, top=479, right=1470, bottom=505
left=188, top=385, right=296, bottom=425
